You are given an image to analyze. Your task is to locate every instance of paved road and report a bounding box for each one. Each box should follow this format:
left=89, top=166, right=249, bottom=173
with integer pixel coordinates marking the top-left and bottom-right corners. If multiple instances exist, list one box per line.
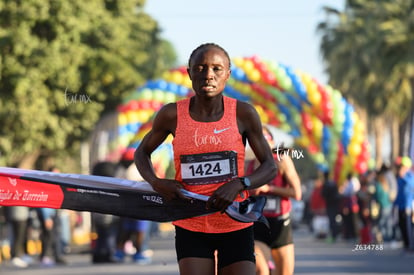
left=1, top=225, right=413, bottom=275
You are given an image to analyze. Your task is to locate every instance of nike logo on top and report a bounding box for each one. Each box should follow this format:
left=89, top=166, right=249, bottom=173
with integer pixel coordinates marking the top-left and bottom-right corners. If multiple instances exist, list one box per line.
left=213, top=127, right=230, bottom=134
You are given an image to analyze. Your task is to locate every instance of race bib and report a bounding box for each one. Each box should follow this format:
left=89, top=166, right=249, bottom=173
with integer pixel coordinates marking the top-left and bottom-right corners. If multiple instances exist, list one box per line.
left=180, top=151, right=238, bottom=185
left=264, top=196, right=281, bottom=214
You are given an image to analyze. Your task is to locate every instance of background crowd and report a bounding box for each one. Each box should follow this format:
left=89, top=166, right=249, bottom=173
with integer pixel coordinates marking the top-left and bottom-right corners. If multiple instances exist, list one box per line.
left=306, top=156, right=414, bottom=253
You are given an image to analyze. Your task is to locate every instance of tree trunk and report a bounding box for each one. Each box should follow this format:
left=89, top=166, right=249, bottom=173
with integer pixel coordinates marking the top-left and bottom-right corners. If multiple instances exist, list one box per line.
left=390, top=115, right=400, bottom=162
left=409, top=78, right=414, bottom=159
left=373, top=117, right=384, bottom=169
left=399, top=114, right=412, bottom=156
left=17, top=150, right=41, bottom=169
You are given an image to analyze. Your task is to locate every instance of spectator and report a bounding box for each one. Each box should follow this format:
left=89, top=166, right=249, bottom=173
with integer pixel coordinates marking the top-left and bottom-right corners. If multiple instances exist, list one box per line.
left=374, top=169, right=394, bottom=243
left=113, top=159, right=152, bottom=264
left=394, top=157, right=414, bottom=252
left=339, top=173, right=360, bottom=241
left=35, top=167, right=67, bottom=267
left=36, top=206, right=67, bottom=266
left=90, top=161, right=120, bottom=263
left=356, top=171, right=376, bottom=244
left=321, top=171, right=341, bottom=243
left=310, top=173, right=328, bottom=239
left=4, top=206, right=31, bottom=268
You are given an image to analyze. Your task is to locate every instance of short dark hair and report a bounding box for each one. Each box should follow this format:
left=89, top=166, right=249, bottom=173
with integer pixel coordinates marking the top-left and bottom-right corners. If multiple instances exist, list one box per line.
left=188, top=43, right=231, bottom=68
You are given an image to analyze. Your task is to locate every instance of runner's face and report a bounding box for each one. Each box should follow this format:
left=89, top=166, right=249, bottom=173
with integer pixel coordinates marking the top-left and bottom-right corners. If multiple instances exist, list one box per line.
left=188, top=48, right=230, bottom=98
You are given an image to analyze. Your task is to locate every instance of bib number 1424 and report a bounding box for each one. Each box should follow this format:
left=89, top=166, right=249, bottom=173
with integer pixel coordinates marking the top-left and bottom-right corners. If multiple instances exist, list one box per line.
left=180, top=151, right=238, bottom=185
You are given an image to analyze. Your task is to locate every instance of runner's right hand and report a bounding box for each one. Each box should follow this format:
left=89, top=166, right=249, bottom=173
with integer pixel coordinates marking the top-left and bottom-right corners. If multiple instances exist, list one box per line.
left=151, top=179, right=189, bottom=201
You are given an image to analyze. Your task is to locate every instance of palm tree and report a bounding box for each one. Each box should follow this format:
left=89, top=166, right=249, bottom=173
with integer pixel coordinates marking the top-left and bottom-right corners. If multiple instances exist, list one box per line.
left=317, top=0, right=414, bottom=166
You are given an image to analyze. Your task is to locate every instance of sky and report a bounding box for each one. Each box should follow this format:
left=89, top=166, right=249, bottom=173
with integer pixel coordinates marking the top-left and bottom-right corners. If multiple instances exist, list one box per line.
left=144, top=0, right=345, bottom=85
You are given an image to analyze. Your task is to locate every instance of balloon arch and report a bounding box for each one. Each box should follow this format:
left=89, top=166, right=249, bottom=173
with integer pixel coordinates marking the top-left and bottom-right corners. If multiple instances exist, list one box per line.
left=94, top=56, right=370, bottom=184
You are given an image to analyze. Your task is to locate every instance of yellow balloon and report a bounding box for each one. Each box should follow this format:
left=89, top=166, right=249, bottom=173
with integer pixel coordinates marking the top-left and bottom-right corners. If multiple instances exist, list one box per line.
left=296, top=136, right=310, bottom=148
left=233, top=57, right=244, bottom=67
left=127, top=111, right=140, bottom=123
left=171, top=71, right=184, bottom=85
left=183, top=77, right=192, bottom=89
left=135, top=128, right=149, bottom=141
left=260, top=113, right=269, bottom=124
left=350, top=132, right=363, bottom=145
left=162, top=71, right=171, bottom=81
left=242, top=83, right=253, bottom=95
left=118, top=113, right=128, bottom=126
left=247, top=69, right=261, bottom=82
left=243, top=60, right=254, bottom=72
left=308, top=86, right=321, bottom=106
left=299, top=73, right=312, bottom=87
left=353, top=120, right=365, bottom=134
left=312, top=116, right=323, bottom=139
left=348, top=142, right=361, bottom=158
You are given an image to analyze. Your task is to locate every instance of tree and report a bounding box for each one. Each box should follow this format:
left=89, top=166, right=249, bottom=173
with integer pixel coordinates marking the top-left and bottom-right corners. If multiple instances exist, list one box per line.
left=317, top=0, right=414, bottom=166
left=0, top=0, right=177, bottom=170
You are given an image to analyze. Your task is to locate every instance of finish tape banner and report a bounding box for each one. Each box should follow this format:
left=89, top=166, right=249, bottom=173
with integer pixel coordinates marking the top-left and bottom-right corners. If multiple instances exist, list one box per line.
left=0, top=167, right=267, bottom=224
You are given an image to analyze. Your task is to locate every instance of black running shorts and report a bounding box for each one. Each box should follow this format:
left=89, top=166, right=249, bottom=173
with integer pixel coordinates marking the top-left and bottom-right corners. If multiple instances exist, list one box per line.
left=253, top=215, right=293, bottom=249
left=175, top=225, right=255, bottom=269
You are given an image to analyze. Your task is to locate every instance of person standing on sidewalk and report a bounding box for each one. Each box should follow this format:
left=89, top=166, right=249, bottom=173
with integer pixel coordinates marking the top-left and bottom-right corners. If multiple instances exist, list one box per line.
left=90, top=161, right=120, bottom=264
left=4, top=206, right=31, bottom=268
left=321, top=170, right=341, bottom=243
left=339, top=173, right=360, bottom=241
left=113, top=158, right=153, bottom=264
left=394, top=156, right=414, bottom=252
left=135, top=43, right=277, bottom=275
left=35, top=167, right=67, bottom=267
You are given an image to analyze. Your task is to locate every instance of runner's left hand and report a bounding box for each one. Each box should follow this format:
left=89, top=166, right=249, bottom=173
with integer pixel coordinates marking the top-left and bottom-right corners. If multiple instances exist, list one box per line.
left=206, top=179, right=244, bottom=213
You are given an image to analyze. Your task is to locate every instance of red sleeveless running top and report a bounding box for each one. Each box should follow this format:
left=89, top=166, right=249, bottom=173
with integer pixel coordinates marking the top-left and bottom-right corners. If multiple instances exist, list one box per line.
left=262, top=171, right=292, bottom=217
left=172, top=96, right=251, bottom=233
left=246, top=156, right=291, bottom=218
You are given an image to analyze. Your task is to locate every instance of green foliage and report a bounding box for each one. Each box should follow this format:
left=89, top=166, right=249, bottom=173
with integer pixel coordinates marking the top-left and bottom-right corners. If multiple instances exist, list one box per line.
left=0, top=0, right=177, bottom=169
left=317, top=0, right=414, bottom=120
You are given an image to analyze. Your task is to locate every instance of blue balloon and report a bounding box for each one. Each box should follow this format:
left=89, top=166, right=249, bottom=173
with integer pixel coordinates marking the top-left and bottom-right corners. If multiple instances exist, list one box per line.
left=231, top=66, right=251, bottom=83
left=145, top=80, right=158, bottom=90
left=128, top=141, right=141, bottom=150
left=127, top=122, right=140, bottom=133
left=289, top=127, right=301, bottom=138
left=177, top=85, right=190, bottom=96
left=224, top=86, right=249, bottom=101
left=321, top=126, right=331, bottom=155
left=285, top=94, right=302, bottom=112
left=155, top=80, right=168, bottom=90
left=290, top=75, right=309, bottom=103
left=317, top=163, right=329, bottom=172
left=341, top=127, right=353, bottom=152
left=167, top=82, right=179, bottom=94
left=278, top=104, right=291, bottom=121
left=118, top=125, right=130, bottom=136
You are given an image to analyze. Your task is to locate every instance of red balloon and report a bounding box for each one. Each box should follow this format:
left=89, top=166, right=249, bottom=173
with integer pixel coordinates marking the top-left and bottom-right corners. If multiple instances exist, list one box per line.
left=117, top=104, right=127, bottom=112
left=262, top=72, right=277, bottom=86
left=176, top=66, right=188, bottom=74
left=355, top=161, right=368, bottom=174
left=308, top=144, right=319, bottom=154
left=250, top=55, right=261, bottom=65
left=151, top=100, right=163, bottom=110
left=301, top=113, right=313, bottom=133
left=138, top=100, right=151, bottom=110
left=129, top=100, right=140, bottom=111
